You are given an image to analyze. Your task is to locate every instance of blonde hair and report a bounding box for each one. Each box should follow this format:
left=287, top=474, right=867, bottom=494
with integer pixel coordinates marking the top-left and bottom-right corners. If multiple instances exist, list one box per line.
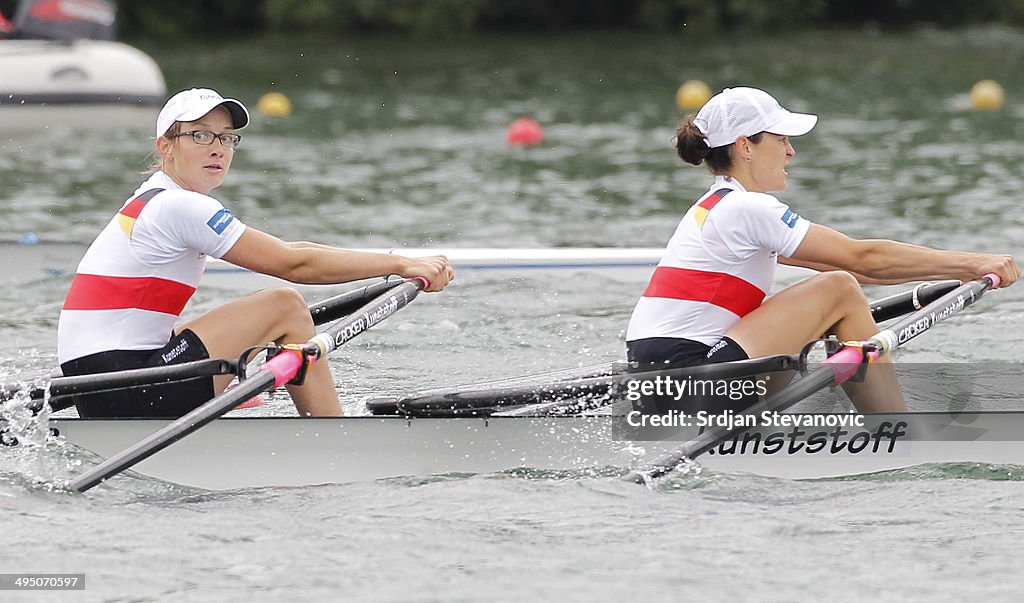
left=145, top=122, right=182, bottom=175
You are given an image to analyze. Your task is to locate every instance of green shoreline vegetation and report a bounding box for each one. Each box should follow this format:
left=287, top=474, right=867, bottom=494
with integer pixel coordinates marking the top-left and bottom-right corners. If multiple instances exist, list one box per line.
left=6, top=0, right=1024, bottom=39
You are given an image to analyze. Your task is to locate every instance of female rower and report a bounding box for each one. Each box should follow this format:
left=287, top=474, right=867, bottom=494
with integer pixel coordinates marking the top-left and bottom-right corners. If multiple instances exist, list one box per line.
left=625, top=86, right=1019, bottom=412
left=57, top=88, right=454, bottom=418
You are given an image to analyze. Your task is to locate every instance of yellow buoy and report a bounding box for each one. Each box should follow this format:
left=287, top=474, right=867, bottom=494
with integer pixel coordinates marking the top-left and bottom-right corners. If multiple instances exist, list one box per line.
left=676, top=80, right=712, bottom=111
left=970, top=80, right=1004, bottom=111
left=257, top=92, right=293, bottom=117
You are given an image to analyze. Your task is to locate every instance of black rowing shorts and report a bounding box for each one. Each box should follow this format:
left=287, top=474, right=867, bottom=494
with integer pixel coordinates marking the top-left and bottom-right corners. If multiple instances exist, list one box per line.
left=59, top=329, right=215, bottom=419
left=627, top=336, right=749, bottom=366
left=625, top=336, right=756, bottom=414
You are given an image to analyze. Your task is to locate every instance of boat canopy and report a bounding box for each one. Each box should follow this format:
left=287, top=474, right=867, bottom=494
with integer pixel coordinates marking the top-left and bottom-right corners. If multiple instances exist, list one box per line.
left=11, top=0, right=115, bottom=41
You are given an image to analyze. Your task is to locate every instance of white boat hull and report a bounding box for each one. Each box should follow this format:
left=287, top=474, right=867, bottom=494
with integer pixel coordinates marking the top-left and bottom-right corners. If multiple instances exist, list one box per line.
left=41, top=413, right=1024, bottom=490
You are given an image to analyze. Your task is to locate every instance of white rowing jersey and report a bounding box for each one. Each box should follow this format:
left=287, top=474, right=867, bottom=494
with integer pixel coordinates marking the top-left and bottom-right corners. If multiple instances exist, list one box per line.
left=626, top=176, right=810, bottom=345
left=57, top=171, right=246, bottom=363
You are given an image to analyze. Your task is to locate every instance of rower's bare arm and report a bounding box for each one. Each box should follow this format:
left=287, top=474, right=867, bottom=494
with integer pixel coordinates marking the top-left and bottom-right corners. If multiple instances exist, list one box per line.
left=778, top=256, right=904, bottom=285
left=221, top=228, right=454, bottom=291
left=789, top=224, right=1019, bottom=287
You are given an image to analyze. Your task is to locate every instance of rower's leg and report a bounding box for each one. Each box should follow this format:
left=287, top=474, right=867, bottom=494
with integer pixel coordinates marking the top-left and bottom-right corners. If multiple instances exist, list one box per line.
left=724, top=271, right=906, bottom=412
left=178, top=287, right=344, bottom=417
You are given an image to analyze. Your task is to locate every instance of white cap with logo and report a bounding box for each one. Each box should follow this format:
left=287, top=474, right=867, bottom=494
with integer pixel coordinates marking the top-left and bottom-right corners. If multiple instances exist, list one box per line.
left=156, top=88, right=250, bottom=138
left=693, top=87, right=817, bottom=149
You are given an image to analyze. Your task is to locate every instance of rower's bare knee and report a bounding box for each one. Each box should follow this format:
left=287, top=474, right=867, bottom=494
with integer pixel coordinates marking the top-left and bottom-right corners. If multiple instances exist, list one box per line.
left=812, top=271, right=867, bottom=307
left=263, top=287, right=315, bottom=337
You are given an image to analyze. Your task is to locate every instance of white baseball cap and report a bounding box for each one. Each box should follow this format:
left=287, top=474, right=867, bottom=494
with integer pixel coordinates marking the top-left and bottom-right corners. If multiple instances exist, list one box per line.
left=156, top=88, right=250, bottom=138
left=694, top=87, right=817, bottom=149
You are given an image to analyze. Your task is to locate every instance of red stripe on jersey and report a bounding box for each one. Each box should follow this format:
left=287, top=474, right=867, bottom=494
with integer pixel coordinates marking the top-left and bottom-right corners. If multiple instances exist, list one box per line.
left=642, top=266, right=766, bottom=317
left=63, top=274, right=196, bottom=315
left=119, top=197, right=148, bottom=220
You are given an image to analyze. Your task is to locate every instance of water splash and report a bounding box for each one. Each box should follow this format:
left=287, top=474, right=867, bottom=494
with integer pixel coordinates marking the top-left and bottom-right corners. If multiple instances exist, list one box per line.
left=1, top=387, right=79, bottom=492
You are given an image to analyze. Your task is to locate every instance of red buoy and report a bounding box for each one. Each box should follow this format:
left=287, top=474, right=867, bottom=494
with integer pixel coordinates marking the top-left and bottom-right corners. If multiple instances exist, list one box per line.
left=507, top=117, right=545, bottom=146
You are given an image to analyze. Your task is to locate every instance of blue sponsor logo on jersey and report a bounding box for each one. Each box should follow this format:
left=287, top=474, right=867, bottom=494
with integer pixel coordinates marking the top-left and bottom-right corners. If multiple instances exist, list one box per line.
left=781, top=208, right=800, bottom=229
left=207, top=208, right=234, bottom=234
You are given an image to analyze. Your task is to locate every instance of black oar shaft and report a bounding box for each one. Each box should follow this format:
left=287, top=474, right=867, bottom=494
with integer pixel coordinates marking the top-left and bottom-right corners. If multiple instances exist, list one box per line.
left=69, top=278, right=427, bottom=493
left=35, top=359, right=237, bottom=415
left=869, top=276, right=997, bottom=353
left=869, top=280, right=960, bottom=323
left=67, top=371, right=276, bottom=493
left=309, top=279, right=402, bottom=326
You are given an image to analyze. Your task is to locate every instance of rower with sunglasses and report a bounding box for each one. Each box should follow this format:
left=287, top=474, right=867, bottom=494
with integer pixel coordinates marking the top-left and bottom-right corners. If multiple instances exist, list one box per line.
left=57, top=88, right=455, bottom=419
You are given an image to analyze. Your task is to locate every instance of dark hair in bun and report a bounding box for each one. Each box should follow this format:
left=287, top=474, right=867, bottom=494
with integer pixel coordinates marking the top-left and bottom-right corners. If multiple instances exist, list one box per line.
left=674, top=115, right=761, bottom=174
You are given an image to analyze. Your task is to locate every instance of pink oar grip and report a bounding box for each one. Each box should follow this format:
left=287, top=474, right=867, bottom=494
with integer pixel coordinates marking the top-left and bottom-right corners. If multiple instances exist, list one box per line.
left=263, top=351, right=309, bottom=387
left=984, top=273, right=1001, bottom=288
left=823, top=346, right=868, bottom=385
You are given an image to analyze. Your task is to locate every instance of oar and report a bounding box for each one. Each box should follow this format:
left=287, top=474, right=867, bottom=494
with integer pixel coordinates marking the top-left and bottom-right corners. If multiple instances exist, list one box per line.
left=307, top=278, right=402, bottom=324
left=68, top=277, right=428, bottom=493
left=369, top=280, right=964, bottom=417
left=1, top=279, right=404, bottom=411
left=381, top=354, right=800, bottom=417
left=31, top=359, right=238, bottom=413
left=622, top=274, right=1001, bottom=484
left=868, top=280, right=959, bottom=323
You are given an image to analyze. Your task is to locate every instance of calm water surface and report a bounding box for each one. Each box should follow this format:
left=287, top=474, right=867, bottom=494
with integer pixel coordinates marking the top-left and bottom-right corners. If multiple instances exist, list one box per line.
left=3, top=29, right=1024, bottom=601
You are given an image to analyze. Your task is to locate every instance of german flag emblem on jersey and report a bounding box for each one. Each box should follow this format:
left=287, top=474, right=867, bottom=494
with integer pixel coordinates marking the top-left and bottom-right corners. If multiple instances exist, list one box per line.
left=116, top=188, right=164, bottom=237
left=693, top=188, right=732, bottom=228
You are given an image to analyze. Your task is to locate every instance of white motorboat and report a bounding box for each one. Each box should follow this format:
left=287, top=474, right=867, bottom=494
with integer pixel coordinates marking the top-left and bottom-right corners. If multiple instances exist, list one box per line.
left=0, top=0, right=165, bottom=133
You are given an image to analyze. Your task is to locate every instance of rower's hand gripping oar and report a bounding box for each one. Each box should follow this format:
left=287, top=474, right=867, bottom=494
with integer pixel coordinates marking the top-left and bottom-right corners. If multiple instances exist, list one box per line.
left=622, top=274, right=1002, bottom=485
left=67, top=277, right=429, bottom=493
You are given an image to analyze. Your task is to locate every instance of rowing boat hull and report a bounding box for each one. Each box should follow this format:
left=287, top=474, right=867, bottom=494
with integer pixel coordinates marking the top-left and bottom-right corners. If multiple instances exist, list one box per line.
left=43, top=413, right=1024, bottom=490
